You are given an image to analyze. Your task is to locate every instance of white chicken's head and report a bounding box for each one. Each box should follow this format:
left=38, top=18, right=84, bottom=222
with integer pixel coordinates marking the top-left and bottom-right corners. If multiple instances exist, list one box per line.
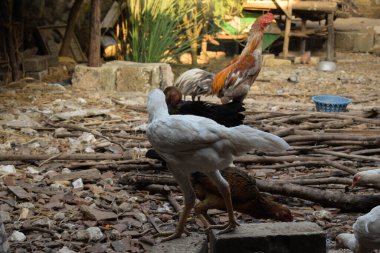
left=147, top=89, right=169, bottom=122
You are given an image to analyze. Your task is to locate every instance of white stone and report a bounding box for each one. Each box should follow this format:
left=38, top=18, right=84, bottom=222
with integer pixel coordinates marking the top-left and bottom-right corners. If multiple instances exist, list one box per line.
left=61, top=168, right=71, bottom=174
left=84, top=146, right=95, bottom=153
left=72, top=178, right=83, bottom=189
left=20, top=127, right=38, bottom=136
left=54, top=212, right=66, bottom=221
left=58, top=246, right=77, bottom=253
left=26, top=166, right=40, bottom=174
left=0, top=165, right=16, bottom=174
left=133, top=211, right=147, bottom=224
left=78, top=132, right=96, bottom=144
left=10, top=231, right=26, bottom=242
left=86, top=227, right=104, bottom=241
left=77, top=97, right=87, bottom=105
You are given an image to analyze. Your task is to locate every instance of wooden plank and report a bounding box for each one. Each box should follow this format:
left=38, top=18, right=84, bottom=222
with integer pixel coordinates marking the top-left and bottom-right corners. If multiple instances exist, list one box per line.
left=59, top=0, right=84, bottom=57
left=101, top=1, right=127, bottom=30
left=273, top=0, right=291, bottom=19
left=244, top=1, right=337, bottom=13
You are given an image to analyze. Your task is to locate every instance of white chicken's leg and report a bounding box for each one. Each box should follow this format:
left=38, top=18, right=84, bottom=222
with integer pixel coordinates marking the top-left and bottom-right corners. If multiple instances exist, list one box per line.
left=205, top=170, right=239, bottom=233
left=160, top=169, right=196, bottom=242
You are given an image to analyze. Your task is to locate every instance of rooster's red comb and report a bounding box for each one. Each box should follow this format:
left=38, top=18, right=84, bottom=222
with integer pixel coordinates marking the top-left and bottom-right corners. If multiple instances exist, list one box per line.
left=256, top=13, right=274, bottom=24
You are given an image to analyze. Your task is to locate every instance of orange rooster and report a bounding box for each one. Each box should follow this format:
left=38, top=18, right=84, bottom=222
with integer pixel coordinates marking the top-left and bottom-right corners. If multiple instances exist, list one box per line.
left=212, top=13, right=274, bottom=104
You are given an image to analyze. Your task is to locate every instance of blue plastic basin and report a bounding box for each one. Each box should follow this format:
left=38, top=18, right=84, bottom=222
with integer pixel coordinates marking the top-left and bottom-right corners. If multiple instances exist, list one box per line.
left=312, top=95, right=352, bottom=112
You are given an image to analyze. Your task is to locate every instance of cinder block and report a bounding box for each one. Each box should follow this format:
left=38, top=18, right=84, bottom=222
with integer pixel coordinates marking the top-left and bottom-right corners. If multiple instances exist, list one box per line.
left=210, top=222, right=326, bottom=253
left=25, top=70, right=48, bottom=80
left=23, top=56, right=48, bottom=71
left=151, top=234, right=207, bottom=253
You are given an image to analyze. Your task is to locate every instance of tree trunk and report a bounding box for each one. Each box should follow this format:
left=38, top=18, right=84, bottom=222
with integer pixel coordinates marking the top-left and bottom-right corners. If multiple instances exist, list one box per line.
left=59, top=0, right=84, bottom=57
left=89, top=0, right=101, bottom=67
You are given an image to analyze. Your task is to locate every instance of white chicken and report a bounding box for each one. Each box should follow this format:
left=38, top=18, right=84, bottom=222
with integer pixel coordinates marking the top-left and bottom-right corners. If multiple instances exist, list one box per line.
left=146, top=89, right=290, bottom=241
left=336, top=205, right=380, bottom=253
left=174, top=68, right=214, bottom=101
left=352, top=168, right=380, bottom=189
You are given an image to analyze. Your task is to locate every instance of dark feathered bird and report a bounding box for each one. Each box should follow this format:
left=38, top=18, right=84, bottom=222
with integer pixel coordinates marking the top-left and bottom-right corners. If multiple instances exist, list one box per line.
left=192, top=167, right=293, bottom=224
left=164, top=86, right=245, bottom=127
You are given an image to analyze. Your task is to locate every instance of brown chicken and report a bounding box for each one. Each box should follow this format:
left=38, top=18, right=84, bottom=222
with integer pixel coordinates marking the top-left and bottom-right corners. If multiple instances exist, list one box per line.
left=192, top=167, right=293, bottom=224
left=212, top=13, right=274, bottom=104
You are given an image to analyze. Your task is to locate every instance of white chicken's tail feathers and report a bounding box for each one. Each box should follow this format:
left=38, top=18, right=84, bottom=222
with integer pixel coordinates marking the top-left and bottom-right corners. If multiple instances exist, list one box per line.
left=229, top=125, right=290, bottom=153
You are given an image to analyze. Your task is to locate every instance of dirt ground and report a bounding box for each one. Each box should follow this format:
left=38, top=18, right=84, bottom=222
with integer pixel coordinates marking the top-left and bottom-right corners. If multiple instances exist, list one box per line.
left=0, top=51, right=379, bottom=252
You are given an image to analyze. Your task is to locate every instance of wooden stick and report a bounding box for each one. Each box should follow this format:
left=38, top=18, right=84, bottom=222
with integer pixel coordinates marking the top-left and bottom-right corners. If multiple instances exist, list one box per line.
left=284, top=134, right=380, bottom=143
left=350, top=148, right=380, bottom=156
left=0, top=153, right=131, bottom=161
left=284, top=177, right=351, bottom=185
left=236, top=155, right=336, bottom=164
left=324, top=160, right=357, bottom=175
left=167, top=192, right=181, bottom=212
left=315, top=150, right=380, bottom=162
left=255, top=180, right=380, bottom=212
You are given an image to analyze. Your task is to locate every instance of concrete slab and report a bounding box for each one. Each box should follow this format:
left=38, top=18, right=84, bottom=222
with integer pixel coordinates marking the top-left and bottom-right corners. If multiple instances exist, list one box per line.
left=210, top=222, right=325, bottom=253
left=151, top=233, right=208, bottom=253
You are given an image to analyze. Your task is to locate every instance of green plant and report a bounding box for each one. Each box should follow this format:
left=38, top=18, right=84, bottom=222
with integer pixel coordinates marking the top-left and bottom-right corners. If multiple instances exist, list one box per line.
left=121, top=0, right=194, bottom=63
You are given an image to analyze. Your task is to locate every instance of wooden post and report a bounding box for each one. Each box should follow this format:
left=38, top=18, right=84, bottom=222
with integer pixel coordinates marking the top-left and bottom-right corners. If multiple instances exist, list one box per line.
left=300, top=19, right=306, bottom=54
left=59, top=0, right=84, bottom=57
left=282, top=0, right=293, bottom=59
left=326, top=13, right=335, bottom=61
left=89, top=0, right=101, bottom=67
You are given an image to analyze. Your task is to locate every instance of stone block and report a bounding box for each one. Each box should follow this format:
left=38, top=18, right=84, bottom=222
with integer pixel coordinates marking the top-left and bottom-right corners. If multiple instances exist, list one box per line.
left=42, top=55, right=59, bottom=67
left=336, top=29, right=375, bottom=53
left=263, top=58, right=292, bottom=67
left=335, top=32, right=355, bottom=51
left=353, top=28, right=375, bottom=52
left=262, top=54, right=275, bottom=65
left=72, top=61, right=174, bottom=92
left=23, top=56, right=48, bottom=71
left=25, top=70, right=48, bottom=80
left=210, top=222, right=326, bottom=253
left=310, top=57, right=320, bottom=65
left=151, top=234, right=207, bottom=253
left=71, top=64, right=118, bottom=91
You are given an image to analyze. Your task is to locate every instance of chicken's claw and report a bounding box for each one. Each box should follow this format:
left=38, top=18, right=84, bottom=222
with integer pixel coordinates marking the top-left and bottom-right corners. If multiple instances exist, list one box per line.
left=217, top=220, right=239, bottom=235
left=207, top=219, right=239, bottom=234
